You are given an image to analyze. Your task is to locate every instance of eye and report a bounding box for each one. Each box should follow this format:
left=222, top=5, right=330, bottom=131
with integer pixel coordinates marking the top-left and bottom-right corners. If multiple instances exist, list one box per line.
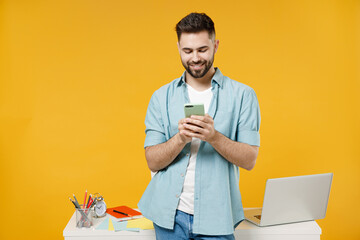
left=199, top=49, right=208, bottom=53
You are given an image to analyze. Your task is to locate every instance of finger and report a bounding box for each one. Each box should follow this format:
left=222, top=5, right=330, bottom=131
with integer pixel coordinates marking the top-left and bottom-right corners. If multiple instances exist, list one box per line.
left=179, top=125, right=191, bottom=132
left=204, top=114, right=214, bottom=123
left=179, top=118, right=190, bottom=128
left=190, top=115, right=205, bottom=121
left=183, top=123, right=205, bottom=133
left=191, top=114, right=213, bottom=123
left=186, top=132, right=205, bottom=140
left=180, top=130, right=194, bottom=138
left=179, top=117, right=192, bottom=124
left=184, top=118, right=207, bottom=128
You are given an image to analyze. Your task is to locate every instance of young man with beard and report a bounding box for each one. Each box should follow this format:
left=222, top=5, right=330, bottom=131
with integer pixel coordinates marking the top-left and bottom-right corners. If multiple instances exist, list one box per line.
left=138, top=13, right=261, bottom=239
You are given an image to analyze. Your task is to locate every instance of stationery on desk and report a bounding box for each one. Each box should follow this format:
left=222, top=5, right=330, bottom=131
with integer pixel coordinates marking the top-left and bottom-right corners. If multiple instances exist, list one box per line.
left=68, top=191, right=154, bottom=231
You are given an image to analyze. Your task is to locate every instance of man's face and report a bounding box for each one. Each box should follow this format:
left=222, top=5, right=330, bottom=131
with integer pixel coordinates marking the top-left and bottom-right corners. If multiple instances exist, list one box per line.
left=177, top=31, right=219, bottom=79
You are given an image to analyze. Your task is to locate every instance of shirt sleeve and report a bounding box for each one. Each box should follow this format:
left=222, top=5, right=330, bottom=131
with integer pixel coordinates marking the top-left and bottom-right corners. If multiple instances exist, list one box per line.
left=144, top=92, right=167, bottom=148
left=236, top=88, right=261, bottom=146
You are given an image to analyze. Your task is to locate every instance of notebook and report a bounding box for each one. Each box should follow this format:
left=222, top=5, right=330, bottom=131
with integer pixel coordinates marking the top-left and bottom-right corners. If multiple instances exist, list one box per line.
left=106, top=206, right=143, bottom=221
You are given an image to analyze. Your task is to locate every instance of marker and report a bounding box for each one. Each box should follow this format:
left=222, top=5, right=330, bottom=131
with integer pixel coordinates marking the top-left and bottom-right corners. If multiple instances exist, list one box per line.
left=113, top=210, right=131, bottom=217
left=83, top=190, right=87, bottom=209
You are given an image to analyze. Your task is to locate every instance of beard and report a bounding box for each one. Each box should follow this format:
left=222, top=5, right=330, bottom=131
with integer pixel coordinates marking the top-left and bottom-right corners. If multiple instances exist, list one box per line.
left=182, top=54, right=215, bottom=79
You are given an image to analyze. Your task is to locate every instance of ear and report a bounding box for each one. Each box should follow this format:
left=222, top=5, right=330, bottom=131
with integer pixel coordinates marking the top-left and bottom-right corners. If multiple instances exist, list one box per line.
left=214, top=39, right=219, bottom=53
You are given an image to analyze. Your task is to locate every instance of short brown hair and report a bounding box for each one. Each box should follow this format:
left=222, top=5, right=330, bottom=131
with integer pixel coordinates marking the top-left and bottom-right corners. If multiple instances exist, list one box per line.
left=175, top=13, right=215, bottom=41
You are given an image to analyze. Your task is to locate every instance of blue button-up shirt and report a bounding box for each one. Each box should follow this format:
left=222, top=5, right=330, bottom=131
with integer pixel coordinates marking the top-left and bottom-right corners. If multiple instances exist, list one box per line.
left=138, top=68, right=260, bottom=235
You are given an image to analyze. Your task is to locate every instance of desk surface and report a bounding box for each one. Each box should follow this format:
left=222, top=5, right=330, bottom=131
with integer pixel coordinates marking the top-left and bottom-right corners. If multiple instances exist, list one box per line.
left=63, top=210, right=321, bottom=240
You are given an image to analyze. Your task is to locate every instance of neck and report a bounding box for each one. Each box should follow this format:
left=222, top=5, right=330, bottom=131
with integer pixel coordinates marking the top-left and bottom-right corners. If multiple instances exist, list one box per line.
left=185, top=67, right=216, bottom=91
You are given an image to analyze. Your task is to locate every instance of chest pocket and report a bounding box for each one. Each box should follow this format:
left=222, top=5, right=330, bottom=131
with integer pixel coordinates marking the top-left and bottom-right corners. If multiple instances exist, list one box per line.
left=214, top=110, right=235, bottom=139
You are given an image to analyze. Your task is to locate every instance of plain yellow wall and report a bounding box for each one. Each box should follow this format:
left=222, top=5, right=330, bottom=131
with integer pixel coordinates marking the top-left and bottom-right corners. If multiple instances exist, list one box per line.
left=0, top=0, right=359, bottom=239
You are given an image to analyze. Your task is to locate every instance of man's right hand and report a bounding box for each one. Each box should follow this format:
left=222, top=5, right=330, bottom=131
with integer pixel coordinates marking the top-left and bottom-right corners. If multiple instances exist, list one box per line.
left=178, top=118, right=193, bottom=144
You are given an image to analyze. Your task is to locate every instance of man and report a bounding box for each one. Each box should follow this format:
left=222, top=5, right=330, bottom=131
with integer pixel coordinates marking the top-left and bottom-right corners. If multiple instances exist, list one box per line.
left=138, top=13, right=260, bottom=239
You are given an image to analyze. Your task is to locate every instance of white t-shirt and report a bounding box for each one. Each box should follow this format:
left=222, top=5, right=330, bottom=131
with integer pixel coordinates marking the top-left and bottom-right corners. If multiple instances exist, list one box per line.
left=177, top=83, right=213, bottom=214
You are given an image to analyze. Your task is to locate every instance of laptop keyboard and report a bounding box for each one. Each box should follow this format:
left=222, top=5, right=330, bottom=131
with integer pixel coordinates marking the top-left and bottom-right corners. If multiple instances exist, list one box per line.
left=255, top=215, right=262, bottom=220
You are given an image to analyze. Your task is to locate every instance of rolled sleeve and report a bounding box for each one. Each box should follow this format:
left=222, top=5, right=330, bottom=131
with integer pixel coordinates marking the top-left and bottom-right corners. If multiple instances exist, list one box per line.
left=144, top=92, right=166, bottom=148
left=236, top=88, right=261, bottom=146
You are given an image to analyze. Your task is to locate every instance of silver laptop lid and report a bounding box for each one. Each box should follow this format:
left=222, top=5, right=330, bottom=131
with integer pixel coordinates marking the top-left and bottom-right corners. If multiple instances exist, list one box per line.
left=260, top=173, right=333, bottom=226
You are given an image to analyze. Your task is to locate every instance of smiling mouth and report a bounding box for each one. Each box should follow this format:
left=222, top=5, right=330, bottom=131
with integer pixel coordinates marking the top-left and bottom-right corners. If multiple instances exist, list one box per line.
left=190, top=63, right=204, bottom=70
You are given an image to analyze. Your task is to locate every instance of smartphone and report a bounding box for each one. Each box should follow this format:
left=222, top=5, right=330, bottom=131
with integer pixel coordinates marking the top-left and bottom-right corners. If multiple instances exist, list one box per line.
left=184, top=103, right=205, bottom=118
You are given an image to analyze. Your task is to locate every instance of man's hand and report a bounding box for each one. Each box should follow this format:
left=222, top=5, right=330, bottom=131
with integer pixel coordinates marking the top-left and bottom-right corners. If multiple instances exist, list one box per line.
left=178, top=118, right=193, bottom=144
left=180, top=113, right=259, bottom=170
left=181, top=114, right=217, bottom=143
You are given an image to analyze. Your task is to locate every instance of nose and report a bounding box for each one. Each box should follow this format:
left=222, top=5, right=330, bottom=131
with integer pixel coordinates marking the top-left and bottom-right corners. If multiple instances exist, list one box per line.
left=192, top=51, right=200, bottom=63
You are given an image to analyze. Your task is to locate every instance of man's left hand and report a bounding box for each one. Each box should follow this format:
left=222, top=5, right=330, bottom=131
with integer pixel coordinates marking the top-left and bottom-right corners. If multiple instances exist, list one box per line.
left=182, top=114, right=217, bottom=143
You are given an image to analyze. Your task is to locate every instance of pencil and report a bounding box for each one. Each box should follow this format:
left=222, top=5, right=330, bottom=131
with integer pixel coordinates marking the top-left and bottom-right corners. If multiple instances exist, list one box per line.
left=73, top=194, right=81, bottom=208
left=69, top=198, right=78, bottom=208
left=83, top=190, right=87, bottom=209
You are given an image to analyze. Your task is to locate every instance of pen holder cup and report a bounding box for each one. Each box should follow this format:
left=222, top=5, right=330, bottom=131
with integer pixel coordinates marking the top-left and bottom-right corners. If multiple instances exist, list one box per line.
left=75, top=206, right=94, bottom=228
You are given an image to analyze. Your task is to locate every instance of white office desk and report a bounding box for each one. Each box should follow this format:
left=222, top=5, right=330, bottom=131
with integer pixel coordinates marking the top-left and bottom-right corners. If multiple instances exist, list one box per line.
left=63, top=210, right=322, bottom=240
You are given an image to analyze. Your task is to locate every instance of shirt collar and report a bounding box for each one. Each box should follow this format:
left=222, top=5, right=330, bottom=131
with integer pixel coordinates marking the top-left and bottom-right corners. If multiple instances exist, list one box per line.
left=177, top=67, right=224, bottom=88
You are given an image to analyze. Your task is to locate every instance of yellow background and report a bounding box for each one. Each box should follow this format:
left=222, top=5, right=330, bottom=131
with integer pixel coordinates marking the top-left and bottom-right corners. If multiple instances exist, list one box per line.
left=0, top=0, right=359, bottom=239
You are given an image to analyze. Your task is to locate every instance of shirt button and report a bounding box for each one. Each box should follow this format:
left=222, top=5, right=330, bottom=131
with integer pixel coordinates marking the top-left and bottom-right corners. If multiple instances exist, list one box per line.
left=176, top=194, right=179, bottom=198
left=181, top=173, right=184, bottom=177
left=186, top=153, right=189, bottom=157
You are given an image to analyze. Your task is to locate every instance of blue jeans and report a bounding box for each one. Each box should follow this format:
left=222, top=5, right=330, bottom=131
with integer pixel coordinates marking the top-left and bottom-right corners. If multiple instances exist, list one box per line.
left=153, top=210, right=235, bottom=240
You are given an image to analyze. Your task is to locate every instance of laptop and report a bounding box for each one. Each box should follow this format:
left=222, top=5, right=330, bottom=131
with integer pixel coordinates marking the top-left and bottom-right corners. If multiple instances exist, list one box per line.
left=244, top=173, right=333, bottom=227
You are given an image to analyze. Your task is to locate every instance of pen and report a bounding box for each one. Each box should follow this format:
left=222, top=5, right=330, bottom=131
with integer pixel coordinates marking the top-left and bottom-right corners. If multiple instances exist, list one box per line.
left=113, top=210, right=131, bottom=217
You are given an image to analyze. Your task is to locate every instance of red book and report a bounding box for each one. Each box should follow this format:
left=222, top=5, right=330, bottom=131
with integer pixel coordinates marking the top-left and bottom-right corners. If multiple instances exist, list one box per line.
left=106, top=206, right=142, bottom=221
